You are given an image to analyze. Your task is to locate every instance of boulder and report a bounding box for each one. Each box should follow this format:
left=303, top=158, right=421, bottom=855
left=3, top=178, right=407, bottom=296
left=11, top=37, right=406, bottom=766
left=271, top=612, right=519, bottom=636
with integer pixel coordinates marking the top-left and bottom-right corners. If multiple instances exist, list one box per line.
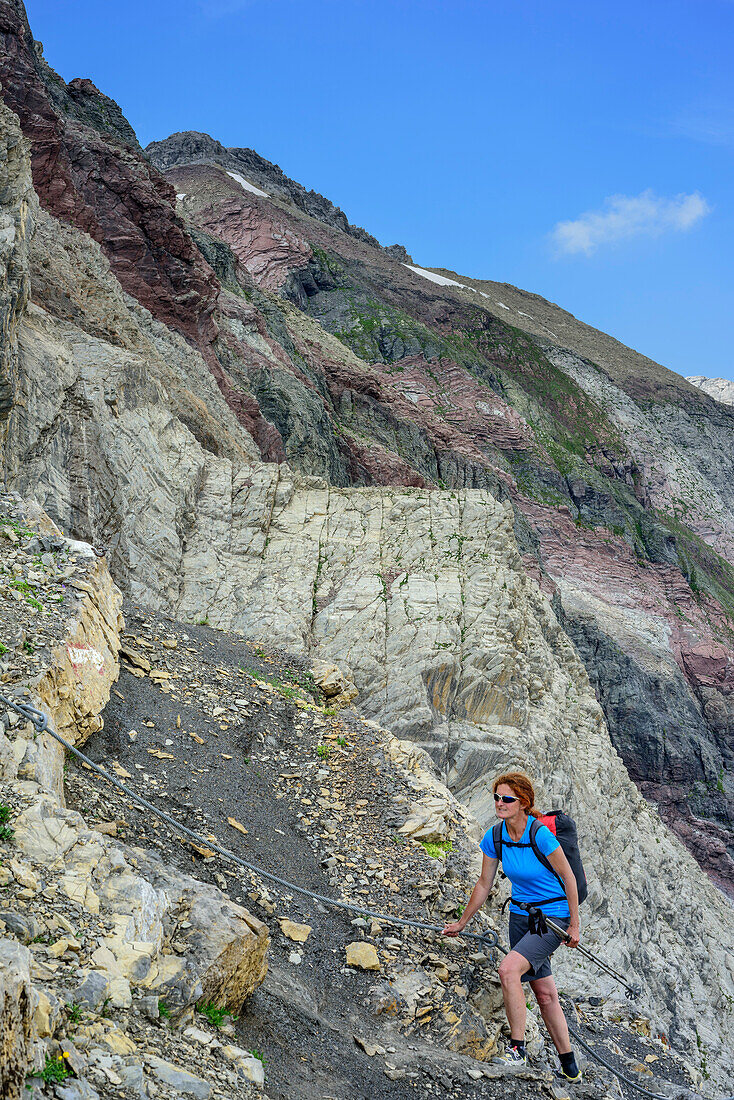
left=310, top=659, right=358, bottom=707
left=345, top=942, right=381, bottom=971
left=397, top=793, right=453, bottom=843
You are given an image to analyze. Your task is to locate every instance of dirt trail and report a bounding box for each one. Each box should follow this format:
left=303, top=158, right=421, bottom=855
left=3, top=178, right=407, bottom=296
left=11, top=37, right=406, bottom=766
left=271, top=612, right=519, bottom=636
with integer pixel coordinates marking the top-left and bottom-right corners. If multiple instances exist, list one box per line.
left=65, top=604, right=695, bottom=1100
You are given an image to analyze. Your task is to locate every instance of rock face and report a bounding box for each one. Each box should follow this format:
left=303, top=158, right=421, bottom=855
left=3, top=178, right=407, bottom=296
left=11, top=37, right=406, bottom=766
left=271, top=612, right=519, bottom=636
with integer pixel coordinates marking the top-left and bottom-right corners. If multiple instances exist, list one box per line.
left=0, top=498, right=269, bottom=1098
left=0, top=939, right=34, bottom=1100
left=153, top=462, right=734, bottom=1069
left=0, top=493, right=122, bottom=797
left=0, top=0, right=220, bottom=350
left=686, top=374, right=734, bottom=406
left=0, top=97, right=31, bottom=428
left=1, top=0, right=734, bottom=1083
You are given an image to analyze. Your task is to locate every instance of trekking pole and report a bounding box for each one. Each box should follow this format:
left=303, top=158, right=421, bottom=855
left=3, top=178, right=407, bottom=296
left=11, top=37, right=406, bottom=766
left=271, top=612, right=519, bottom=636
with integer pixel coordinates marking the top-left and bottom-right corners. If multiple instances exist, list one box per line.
left=516, top=902, right=641, bottom=1001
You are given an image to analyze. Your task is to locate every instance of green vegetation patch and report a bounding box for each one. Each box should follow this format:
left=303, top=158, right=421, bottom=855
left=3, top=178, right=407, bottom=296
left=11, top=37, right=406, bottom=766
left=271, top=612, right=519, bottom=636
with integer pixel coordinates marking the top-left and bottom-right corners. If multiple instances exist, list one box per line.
left=310, top=244, right=347, bottom=283
left=27, top=1053, right=72, bottom=1085
left=197, top=1002, right=238, bottom=1029
left=418, top=838, right=453, bottom=860
left=311, top=286, right=453, bottom=366
left=656, top=510, right=734, bottom=623
left=240, top=665, right=320, bottom=702
left=0, top=516, right=34, bottom=541
left=66, top=1002, right=85, bottom=1024
left=0, top=803, right=13, bottom=842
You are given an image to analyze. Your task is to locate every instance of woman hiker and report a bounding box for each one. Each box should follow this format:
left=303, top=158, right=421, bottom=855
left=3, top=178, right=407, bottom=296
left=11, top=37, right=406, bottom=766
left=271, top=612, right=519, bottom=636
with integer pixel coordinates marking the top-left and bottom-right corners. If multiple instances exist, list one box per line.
left=442, top=771, right=582, bottom=1081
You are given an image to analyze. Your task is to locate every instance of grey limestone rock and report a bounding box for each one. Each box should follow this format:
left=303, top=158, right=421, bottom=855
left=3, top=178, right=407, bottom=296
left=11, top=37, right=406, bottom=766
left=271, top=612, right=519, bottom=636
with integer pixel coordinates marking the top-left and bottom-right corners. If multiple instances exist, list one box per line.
left=72, top=970, right=110, bottom=1010
left=0, top=98, right=32, bottom=428
left=55, top=1080, right=101, bottom=1100
left=0, top=910, right=41, bottom=944
left=145, top=1054, right=212, bottom=1098
left=0, top=938, right=34, bottom=1100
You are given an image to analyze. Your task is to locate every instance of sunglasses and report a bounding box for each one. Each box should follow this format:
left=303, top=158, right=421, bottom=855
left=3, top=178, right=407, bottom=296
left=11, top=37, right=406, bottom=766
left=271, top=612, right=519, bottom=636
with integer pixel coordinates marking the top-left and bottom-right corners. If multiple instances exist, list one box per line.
left=494, top=793, right=519, bottom=804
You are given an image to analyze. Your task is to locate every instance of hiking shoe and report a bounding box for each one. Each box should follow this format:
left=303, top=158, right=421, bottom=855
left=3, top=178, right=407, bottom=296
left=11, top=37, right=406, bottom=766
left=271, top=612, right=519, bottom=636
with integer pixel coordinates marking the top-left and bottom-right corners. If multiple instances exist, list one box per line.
left=492, top=1045, right=527, bottom=1068
left=558, top=1063, right=582, bottom=1081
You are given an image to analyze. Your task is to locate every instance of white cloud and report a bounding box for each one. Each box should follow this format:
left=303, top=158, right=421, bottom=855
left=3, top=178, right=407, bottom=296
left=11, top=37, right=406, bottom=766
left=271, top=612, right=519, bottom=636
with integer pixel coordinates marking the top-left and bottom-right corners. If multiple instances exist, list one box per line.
left=551, top=190, right=711, bottom=257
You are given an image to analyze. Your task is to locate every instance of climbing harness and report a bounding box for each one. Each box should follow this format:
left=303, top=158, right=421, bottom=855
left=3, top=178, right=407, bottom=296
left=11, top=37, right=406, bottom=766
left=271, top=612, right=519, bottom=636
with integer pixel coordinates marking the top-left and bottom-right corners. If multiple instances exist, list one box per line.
left=512, top=901, right=642, bottom=1001
left=1, top=691, right=730, bottom=1100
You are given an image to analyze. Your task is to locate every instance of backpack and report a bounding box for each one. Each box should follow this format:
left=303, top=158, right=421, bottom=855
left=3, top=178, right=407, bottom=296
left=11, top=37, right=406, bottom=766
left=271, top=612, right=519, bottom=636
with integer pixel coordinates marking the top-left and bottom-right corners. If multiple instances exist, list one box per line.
left=492, top=810, right=588, bottom=905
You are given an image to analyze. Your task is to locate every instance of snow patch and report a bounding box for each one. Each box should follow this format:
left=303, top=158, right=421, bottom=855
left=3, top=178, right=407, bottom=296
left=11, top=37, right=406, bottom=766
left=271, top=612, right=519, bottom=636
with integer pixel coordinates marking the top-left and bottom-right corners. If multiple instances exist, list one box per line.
left=495, top=301, right=510, bottom=310
left=227, top=170, right=269, bottom=198
left=176, top=193, right=186, bottom=200
left=403, top=264, right=468, bottom=289
left=518, top=310, right=533, bottom=319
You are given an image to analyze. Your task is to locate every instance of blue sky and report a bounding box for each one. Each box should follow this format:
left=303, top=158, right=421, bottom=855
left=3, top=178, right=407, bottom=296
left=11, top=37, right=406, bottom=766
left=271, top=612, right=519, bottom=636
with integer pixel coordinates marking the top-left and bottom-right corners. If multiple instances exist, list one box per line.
left=26, top=0, right=734, bottom=380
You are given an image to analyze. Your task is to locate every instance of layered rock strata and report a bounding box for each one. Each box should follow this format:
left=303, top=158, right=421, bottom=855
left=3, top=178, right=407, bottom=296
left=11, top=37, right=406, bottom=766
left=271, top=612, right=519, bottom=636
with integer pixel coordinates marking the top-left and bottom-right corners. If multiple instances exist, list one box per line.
left=0, top=0, right=219, bottom=349
left=0, top=2, right=732, bottom=1084
left=145, top=133, right=734, bottom=878
left=686, top=374, right=734, bottom=406
left=0, top=498, right=269, bottom=1096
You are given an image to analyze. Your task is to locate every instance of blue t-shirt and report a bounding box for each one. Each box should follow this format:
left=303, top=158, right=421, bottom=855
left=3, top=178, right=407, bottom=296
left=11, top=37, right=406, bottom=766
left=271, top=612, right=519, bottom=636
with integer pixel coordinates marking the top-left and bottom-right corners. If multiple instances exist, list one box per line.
left=480, top=820, right=570, bottom=918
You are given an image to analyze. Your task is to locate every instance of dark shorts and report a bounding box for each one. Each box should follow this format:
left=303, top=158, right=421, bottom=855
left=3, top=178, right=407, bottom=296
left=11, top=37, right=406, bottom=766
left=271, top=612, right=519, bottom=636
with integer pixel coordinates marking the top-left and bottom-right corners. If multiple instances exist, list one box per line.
left=509, top=911, right=569, bottom=982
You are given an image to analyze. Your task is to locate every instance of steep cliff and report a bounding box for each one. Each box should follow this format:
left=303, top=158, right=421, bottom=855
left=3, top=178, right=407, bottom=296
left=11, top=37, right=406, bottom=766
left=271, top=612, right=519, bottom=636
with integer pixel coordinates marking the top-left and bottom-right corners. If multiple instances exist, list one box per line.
left=144, top=136, right=734, bottom=891
left=0, top=0, right=218, bottom=350
left=1, top=0, right=733, bottom=1085
left=0, top=96, right=30, bottom=429
left=687, top=375, right=734, bottom=406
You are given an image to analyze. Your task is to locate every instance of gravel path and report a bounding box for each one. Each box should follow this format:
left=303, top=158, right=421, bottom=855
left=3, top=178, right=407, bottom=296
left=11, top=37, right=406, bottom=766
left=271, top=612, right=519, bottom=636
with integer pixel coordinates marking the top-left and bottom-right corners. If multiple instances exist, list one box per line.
left=65, top=604, right=698, bottom=1100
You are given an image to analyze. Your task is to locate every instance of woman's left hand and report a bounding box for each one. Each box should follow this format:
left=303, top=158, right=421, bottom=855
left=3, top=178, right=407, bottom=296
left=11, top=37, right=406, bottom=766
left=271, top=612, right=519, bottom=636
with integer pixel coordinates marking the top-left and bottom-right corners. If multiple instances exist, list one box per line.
left=564, top=922, right=580, bottom=948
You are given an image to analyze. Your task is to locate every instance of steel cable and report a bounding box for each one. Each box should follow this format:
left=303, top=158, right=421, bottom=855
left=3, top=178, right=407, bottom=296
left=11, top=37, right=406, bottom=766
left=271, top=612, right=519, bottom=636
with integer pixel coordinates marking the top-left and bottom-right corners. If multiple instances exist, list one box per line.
left=1, top=691, right=727, bottom=1100
left=0, top=693, right=497, bottom=947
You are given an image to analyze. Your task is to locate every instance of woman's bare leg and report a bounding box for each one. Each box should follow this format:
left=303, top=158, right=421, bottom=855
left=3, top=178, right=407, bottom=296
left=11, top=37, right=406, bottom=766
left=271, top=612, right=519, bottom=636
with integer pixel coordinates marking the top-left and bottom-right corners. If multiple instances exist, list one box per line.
left=529, top=976, right=571, bottom=1053
left=498, top=950, right=532, bottom=1040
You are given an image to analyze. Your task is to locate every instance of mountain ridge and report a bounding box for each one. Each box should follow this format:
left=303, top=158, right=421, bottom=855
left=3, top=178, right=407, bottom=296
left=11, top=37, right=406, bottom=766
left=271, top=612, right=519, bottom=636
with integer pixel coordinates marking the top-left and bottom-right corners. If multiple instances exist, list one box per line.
left=1, top=0, right=732, bottom=892
left=145, top=130, right=408, bottom=259
left=0, top=1, right=733, bottom=1087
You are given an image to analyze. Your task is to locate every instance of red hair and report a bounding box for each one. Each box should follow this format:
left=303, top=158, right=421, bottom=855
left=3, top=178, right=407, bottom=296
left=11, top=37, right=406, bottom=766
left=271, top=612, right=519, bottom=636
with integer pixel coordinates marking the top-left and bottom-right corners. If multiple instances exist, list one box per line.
left=493, top=772, right=542, bottom=819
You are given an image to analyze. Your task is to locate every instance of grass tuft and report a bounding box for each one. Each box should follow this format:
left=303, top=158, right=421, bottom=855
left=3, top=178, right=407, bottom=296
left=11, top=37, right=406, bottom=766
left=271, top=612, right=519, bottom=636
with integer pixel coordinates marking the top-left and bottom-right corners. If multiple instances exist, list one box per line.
left=418, top=838, right=453, bottom=860
left=197, top=1001, right=238, bottom=1029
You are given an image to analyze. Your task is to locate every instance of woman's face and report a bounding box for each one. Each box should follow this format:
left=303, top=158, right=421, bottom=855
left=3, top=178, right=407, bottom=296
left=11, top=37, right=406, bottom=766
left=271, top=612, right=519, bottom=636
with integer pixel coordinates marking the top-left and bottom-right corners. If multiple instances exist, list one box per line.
left=494, top=783, right=525, bottom=823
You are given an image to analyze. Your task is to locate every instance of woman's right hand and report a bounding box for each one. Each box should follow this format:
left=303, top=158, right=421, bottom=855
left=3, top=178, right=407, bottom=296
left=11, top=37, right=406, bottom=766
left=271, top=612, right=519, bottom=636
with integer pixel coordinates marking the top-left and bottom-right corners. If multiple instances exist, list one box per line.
left=442, top=920, right=466, bottom=937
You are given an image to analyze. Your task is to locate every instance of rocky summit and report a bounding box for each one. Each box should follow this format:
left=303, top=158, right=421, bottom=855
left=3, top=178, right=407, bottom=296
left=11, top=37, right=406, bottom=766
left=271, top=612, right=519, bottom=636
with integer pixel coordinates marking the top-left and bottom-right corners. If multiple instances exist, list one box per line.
left=0, top=1, right=733, bottom=1097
